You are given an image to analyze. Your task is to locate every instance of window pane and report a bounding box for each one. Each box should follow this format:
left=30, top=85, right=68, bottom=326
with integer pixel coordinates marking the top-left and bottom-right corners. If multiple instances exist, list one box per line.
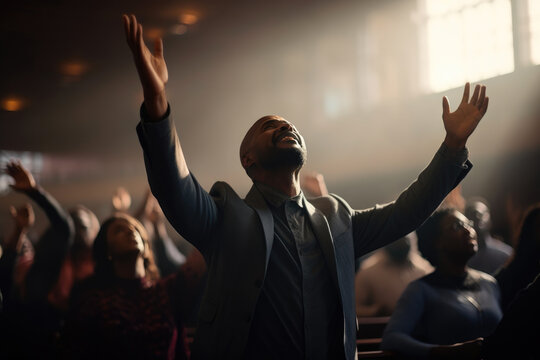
left=424, top=0, right=514, bottom=92
left=529, top=0, right=540, bottom=64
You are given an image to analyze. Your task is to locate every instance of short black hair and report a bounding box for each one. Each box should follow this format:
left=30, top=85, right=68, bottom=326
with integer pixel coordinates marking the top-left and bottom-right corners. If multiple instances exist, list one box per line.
left=416, top=208, right=455, bottom=267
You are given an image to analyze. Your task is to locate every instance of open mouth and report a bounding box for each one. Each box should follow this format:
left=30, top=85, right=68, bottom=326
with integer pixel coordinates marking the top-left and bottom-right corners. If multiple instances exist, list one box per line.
left=280, top=136, right=297, bottom=143
left=275, top=132, right=299, bottom=144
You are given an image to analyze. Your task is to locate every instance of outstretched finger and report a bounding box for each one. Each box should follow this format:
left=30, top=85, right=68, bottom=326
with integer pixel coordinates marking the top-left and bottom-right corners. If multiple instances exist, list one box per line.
left=136, top=24, right=145, bottom=54
left=154, top=38, right=163, bottom=58
left=130, top=14, right=138, bottom=46
left=461, top=82, right=470, bottom=104
left=476, top=85, right=486, bottom=109
left=442, top=96, right=450, bottom=117
left=5, top=162, right=16, bottom=176
left=9, top=162, right=22, bottom=174
left=470, top=84, right=480, bottom=105
left=122, top=14, right=132, bottom=48
left=479, top=97, right=489, bottom=117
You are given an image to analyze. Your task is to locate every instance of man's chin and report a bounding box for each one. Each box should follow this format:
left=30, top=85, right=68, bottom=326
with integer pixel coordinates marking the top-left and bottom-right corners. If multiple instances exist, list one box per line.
left=260, top=147, right=306, bottom=170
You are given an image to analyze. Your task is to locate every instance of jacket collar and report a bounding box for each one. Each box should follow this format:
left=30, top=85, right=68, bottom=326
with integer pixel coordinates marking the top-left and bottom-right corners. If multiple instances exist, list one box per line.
left=303, top=199, right=341, bottom=293
left=245, top=183, right=340, bottom=292
left=245, top=184, right=275, bottom=268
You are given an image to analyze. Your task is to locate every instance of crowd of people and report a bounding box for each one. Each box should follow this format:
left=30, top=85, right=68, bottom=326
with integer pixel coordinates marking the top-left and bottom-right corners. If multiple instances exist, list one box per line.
left=0, top=161, right=206, bottom=359
left=0, top=13, right=538, bottom=360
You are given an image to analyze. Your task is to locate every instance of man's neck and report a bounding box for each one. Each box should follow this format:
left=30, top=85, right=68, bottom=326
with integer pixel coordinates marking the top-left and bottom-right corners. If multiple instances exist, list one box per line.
left=437, top=258, right=468, bottom=277
left=253, top=169, right=301, bottom=197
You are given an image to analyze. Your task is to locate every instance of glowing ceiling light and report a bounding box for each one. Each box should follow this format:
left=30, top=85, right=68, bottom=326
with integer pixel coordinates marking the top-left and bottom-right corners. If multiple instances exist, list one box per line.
left=60, top=61, right=89, bottom=77
left=1, top=97, right=26, bottom=112
left=180, top=13, right=198, bottom=25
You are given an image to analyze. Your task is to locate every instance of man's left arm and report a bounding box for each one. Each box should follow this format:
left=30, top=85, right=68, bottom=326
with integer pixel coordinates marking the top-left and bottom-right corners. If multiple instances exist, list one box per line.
left=351, top=83, right=488, bottom=257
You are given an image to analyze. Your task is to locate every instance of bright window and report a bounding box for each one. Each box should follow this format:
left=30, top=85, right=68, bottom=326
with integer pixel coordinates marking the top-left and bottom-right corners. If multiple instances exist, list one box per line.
left=423, top=0, right=514, bottom=92
left=529, top=0, right=540, bottom=64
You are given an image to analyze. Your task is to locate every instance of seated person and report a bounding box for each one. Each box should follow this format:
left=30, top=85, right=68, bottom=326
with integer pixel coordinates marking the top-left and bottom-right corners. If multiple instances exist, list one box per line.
left=466, top=197, right=513, bottom=275
left=355, top=232, right=433, bottom=317
left=381, top=208, right=502, bottom=359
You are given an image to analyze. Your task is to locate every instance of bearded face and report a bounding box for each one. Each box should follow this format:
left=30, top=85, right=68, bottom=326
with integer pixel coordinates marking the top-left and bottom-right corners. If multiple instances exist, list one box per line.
left=240, top=115, right=307, bottom=176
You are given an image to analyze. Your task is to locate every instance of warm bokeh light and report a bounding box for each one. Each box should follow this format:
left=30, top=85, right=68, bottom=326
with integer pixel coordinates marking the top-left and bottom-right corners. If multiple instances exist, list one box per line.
left=145, top=27, right=165, bottom=40
left=180, top=13, right=198, bottom=25
left=60, top=60, right=89, bottom=77
left=1, top=96, right=26, bottom=111
left=171, top=24, right=188, bottom=35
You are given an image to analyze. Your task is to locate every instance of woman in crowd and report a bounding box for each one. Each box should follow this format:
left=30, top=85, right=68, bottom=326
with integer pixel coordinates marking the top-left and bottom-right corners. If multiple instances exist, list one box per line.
left=381, top=208, right=502, bottom=359
left=64, top=212, right=190, bottom=359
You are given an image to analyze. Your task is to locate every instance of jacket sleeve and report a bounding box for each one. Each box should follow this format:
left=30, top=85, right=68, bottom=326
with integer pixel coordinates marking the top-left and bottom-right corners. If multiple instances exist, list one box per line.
left=136, top=104, right=219, bottom=255
left=23, top=186, right=74, bottom=302
left=351, top=144, right=471, bottom=257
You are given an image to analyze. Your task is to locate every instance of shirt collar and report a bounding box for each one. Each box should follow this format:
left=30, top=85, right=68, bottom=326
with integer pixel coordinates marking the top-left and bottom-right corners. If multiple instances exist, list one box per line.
left=255, top=182, right=305, bottom=209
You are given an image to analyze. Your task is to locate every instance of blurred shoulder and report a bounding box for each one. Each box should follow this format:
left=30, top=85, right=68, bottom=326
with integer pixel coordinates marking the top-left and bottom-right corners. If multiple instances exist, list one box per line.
left=308, top=193, right=353, bottom=217
left=469, top=268, right=498, bottom=285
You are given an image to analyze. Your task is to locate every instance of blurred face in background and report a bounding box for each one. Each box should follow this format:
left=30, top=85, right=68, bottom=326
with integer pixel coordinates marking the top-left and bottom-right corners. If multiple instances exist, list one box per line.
left=71, top=206, right=99, bottom=248
left=465, top=201, right=490, bottom=236
left=438, top=210, right=478, bottom=265
left=106, top=217, right=145, bottom=258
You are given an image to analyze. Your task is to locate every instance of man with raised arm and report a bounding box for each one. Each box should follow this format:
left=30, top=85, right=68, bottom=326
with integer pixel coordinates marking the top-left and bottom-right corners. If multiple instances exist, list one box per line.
left=123, top=14, right=488, bottom=360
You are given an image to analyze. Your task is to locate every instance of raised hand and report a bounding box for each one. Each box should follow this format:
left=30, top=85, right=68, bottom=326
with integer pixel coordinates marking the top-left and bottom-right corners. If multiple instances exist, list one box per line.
left=442, top=83, right=489, bottom=150
left=122, top=14, right=168, bottom=119
left=112, top=186, right=132, bottom=213
left=10, top=203, right=35, bottom=230
left=5, top=161, right=37, bottom=192
left=301, top=172, right=329, bottom=197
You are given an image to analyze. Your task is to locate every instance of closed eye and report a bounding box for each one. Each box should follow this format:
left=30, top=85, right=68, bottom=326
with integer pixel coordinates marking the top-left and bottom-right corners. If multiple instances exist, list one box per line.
left=262, top=120, right=280, bottom=131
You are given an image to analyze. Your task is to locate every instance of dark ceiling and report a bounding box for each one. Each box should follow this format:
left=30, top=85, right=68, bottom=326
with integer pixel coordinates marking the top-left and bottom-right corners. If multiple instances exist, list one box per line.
left=0, top=0, right=337, bottom=155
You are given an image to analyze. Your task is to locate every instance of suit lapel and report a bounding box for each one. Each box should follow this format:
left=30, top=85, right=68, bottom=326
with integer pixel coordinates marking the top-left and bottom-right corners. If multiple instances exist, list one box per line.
left=245, top=185, right=274, bottom=269
left=304, top=199, right=341, bottom=292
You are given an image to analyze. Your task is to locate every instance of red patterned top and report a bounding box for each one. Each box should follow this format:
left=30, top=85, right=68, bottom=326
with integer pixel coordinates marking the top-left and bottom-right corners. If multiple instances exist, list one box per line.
left=65, top=273, right=189, bottom=359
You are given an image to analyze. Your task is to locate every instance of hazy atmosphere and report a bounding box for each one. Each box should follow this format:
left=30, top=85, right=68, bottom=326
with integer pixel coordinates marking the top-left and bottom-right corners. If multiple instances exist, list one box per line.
left=2, top=0, right=540, bottom=242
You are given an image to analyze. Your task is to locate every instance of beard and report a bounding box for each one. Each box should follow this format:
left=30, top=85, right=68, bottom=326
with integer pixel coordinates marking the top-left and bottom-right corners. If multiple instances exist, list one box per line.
left=258, top=146, right=307, bottom=171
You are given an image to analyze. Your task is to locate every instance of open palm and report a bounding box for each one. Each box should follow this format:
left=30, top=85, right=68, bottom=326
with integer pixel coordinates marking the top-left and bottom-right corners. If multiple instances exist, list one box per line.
left=123, top=14, right=168, bottom=117
left=442, top=83, right=489, bottom=149
left=5, top=161, right=36, bottom=192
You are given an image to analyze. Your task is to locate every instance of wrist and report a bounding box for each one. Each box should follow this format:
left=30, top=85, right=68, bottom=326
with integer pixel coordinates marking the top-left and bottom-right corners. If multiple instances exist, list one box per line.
left=143, top=91, right=168, bottom=121
left=443, top=135, right=466, bottom=151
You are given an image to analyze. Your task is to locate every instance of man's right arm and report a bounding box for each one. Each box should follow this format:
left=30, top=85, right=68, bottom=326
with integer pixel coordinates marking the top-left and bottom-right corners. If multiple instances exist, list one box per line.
left=136, top=110, right=218, bottom=251
left=124, top=14, right=218, bottom=251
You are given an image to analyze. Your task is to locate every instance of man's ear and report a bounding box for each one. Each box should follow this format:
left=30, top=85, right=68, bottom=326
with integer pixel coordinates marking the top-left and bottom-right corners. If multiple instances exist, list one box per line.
left=241, top=152, right=255, bottom=170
